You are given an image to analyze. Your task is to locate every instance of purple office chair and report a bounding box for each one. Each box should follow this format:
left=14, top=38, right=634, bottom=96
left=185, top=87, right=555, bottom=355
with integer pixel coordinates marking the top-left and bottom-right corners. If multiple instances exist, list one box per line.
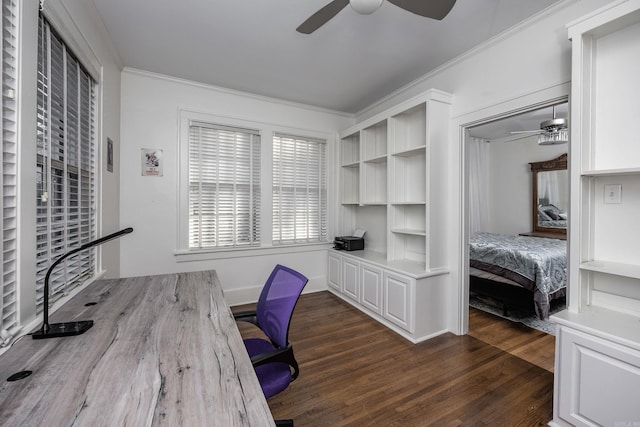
left=234, top=264, right=308, bottom=400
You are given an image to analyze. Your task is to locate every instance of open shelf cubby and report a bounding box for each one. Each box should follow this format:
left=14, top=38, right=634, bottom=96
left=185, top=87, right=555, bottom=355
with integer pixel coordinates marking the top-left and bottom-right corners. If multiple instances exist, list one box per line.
left=390, top=203, right=426, bottom=236
left=362, top=120, right=388, bottom=161
left=362, top=159, right=387, bottom=205
left=391, top=103, right=426, bottom=154
left=355, top=205, right=387, bottom=254
left=341, top=164, right=360, bottom=205
left=390, top=151, right=425, bottom=204
left=389, top=232, right=425, bottom=266
left=341, top=132, right=360, bottom=166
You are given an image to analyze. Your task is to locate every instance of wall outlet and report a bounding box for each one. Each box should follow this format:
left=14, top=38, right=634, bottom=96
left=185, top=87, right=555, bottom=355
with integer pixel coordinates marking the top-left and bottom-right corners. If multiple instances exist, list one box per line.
left=604, top=184, right=622, bottom=204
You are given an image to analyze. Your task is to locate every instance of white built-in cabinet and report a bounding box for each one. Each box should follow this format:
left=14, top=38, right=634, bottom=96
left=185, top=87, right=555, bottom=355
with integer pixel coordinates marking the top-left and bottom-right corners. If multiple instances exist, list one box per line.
left=552, top=1, right=640, bottom=425
left=328, top=250, right=448, bottom=342
left=330, top=90, right=451, bottom=343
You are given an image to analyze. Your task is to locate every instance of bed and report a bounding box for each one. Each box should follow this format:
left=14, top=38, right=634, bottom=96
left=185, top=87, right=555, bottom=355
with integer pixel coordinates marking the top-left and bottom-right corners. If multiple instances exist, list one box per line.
left=469, top=232, right=567, bottom=319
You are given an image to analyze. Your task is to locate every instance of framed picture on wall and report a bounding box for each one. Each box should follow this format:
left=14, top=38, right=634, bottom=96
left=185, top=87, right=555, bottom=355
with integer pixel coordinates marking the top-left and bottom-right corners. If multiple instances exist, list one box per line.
left=107, top=138, right=114, bottom=173
left=141, top=148, right=163, bottom=176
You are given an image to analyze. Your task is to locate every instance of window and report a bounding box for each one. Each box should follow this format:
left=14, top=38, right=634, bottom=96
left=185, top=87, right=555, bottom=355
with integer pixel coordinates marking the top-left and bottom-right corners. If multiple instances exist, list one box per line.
left=272, top=133, right=327, bottom=244
left=36, top=15, right=96, bottom=308
left=188, top=122, right=261, bottom=249
left=1, top=0, right=17, bottom=332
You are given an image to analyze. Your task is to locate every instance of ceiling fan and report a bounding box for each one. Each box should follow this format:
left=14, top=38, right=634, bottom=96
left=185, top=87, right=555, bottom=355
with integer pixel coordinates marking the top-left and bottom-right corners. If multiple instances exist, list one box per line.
left=510, top=105, right=569, bottom=145
left=296, top=0, right=457, bottom=34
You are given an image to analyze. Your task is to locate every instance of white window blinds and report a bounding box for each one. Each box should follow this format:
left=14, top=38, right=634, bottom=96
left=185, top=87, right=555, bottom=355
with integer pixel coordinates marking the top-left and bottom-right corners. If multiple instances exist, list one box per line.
left=1, top=0, right=18, bottom=332
left=273, top=133, right=327, bottom=244
left=188, top=122, right=261, bottom=249
left=36, top=15, right=96, bottom=308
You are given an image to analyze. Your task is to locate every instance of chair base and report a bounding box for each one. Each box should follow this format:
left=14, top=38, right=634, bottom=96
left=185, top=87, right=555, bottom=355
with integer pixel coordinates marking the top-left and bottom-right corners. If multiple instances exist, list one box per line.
left=275, top=419, right=294, bottom=427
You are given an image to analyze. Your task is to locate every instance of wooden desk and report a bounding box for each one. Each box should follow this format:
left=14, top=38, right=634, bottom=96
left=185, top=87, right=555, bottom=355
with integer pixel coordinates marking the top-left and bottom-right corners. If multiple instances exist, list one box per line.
left=0, top=270, right=275, bottom=426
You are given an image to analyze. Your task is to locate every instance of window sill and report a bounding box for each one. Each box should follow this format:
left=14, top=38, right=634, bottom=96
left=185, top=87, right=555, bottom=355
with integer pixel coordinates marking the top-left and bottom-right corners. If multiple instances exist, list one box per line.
left=174, top=242, right=333, bottom=263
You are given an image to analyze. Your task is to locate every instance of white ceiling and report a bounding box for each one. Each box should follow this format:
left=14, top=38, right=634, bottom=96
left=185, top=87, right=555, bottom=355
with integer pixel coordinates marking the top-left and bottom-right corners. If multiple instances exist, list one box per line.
left=92, top=0, right=560, bottom=114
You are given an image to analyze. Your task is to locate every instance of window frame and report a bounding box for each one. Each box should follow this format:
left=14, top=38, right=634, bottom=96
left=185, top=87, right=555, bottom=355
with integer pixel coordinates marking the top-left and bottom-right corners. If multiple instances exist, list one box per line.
left=176, top=109, right=335, bottom=262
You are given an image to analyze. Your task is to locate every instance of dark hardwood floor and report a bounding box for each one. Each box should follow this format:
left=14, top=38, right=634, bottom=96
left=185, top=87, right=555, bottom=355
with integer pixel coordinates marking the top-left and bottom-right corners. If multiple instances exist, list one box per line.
left=234, top=291, right=555, bottom=426
left=467, top=306, right=556, bottom=373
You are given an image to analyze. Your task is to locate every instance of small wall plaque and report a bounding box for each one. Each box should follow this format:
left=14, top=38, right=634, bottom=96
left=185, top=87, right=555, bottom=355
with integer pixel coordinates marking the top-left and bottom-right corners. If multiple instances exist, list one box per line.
left=141, top=148, right=163, bottom=177
left=107, top=138, right=114, bottom=173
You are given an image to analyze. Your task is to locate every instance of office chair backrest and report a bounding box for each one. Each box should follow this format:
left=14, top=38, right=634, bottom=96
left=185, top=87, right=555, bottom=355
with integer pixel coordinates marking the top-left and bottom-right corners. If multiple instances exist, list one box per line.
left=256, top=264, right=308, bottom=349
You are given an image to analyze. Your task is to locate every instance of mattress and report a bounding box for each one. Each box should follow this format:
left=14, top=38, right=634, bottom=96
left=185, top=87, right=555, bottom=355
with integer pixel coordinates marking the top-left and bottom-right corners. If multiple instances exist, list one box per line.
left=469, top=232, right=567, bottom=318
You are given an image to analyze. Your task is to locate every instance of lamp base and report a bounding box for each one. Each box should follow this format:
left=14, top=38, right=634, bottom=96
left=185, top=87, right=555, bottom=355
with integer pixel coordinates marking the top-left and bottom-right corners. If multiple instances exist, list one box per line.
left=31, top=320, right=94, bottom=339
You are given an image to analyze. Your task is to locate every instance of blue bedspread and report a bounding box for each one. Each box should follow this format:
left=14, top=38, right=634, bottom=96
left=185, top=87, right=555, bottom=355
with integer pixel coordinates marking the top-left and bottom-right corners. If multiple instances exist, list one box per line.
left=469, top=232, right=567, bottom=318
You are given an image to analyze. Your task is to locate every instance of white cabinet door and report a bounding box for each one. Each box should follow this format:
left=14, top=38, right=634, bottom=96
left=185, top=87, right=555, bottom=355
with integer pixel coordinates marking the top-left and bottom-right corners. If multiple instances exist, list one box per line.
left=328, top=252, right=342, bottom=292
left=342, top=258, right=360, bottom=301
left=556, top=327, right=640, bottom=427
left=360, top=262, right=383, bottom=314
left=383, top=272, right=413, bottom=332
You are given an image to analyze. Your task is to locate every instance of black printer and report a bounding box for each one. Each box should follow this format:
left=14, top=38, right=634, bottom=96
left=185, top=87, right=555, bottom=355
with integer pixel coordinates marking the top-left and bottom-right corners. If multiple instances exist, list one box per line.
left=333, top=236, right=364, bottom=251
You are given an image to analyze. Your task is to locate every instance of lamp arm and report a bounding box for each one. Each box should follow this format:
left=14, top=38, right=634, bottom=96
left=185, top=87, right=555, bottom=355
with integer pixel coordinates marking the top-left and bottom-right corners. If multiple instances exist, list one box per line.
left=39, top=227, right=134, bottom=335
left=79, top=227, right=133, bottom=250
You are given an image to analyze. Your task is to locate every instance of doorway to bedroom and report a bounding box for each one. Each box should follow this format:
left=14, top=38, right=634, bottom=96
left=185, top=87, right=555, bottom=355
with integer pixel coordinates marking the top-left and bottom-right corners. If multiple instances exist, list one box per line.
left=462, top=100, right=569, bottom=372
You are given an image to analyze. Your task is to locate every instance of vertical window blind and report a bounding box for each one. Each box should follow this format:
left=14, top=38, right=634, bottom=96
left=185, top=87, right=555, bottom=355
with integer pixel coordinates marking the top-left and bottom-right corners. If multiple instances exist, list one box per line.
left=36, top=15, right=96, bottom=308
left=188, top=122, right=261, bottom=249
left=272, top=133, right=327, bottom=244
left=1, top=0, right=17, bottom=332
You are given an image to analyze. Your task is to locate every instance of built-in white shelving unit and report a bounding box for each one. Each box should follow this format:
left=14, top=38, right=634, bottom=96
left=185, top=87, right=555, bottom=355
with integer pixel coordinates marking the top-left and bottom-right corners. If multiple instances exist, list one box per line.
left=337, top=90, right=452, bottom=270
left=330, top=89, right=452, bottom=343
left=552, top=1, right=640, bottom=425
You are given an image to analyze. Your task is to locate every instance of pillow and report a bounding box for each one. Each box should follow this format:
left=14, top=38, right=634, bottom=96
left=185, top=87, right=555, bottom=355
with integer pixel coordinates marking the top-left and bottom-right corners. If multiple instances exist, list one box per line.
left=538, top=205, right=552, bottom=221
left=545, top=209, right=561, bottom=220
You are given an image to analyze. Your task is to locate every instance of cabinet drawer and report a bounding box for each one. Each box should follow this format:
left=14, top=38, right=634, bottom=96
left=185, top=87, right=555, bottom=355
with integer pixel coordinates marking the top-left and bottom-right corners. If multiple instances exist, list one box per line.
left=556, top=327, right=640, bottom=426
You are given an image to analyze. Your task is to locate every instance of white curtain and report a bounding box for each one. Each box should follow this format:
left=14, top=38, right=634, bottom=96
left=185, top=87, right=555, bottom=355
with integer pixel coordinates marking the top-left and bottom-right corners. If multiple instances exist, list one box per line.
left=538, top=171, right=560, bottom=206
left=468, top=136, right=489, bottom=233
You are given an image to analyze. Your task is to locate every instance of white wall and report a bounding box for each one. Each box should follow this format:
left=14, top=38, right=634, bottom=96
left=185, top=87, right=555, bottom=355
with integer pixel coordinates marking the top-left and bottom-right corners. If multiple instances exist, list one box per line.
left=485, top=136, right=567, bottom=235
left=17, top=0, right=122, bottom=327
left=118, top=69, right=354, bottom=305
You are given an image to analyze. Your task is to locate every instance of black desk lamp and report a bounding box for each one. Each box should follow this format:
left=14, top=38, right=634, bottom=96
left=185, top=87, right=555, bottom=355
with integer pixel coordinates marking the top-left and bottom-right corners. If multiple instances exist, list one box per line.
left=31, top=227, right=133, bottom=339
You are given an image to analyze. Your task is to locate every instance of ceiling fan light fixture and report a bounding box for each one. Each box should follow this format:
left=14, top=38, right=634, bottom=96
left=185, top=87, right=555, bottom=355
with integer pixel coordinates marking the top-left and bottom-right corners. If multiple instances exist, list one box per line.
left=350, top=0, right=383, bottom=15
left=538, top=128, right=569, bottom=145
left=537, top=114, right=568, bottom=145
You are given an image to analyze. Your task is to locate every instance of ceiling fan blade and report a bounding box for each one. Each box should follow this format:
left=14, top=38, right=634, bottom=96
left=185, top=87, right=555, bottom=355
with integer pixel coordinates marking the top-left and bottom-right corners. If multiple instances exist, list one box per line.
left=503, top=134, right=540, bottom=143
left=386, top=0, right=456, bottom=20
left=297, top=0, right=350, bottom=34
left=510, top=130, right=543, bottom=134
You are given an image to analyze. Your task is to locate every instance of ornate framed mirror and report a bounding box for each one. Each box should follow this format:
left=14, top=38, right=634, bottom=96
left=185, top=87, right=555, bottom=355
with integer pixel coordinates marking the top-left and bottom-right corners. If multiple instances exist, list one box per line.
left=525, top=153, right=567, bottom=239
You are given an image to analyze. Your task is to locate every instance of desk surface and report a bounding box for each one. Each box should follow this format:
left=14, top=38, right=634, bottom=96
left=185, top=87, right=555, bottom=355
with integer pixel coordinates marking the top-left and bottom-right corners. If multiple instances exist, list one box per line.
left=0, top=270, right=275, bottom=426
